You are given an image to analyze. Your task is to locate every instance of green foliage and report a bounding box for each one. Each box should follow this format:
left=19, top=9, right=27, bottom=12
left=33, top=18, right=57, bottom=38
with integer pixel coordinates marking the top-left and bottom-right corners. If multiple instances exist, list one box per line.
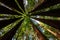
left=0, top=0, right=60, bottom=40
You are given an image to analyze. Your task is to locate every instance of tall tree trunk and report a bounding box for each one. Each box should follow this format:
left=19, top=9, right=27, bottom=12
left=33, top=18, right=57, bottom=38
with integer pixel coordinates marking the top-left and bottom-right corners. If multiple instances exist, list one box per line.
left=40, top=26, right=60, bottom=40
left=31, top=23, right=47, bottom=40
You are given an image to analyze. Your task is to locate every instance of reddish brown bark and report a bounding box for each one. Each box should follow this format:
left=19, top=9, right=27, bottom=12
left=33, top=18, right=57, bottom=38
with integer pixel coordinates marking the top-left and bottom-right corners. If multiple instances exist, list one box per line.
left=31, top=23, right=46, bottom=40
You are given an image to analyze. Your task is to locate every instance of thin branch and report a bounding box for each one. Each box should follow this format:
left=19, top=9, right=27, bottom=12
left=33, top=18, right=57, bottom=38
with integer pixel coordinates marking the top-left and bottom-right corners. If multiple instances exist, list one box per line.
left=0, top=18, right=14, bottom=21
left=31, top=16, right=60, bottom=20
left=0, top=2, right=22, bottom=14
left=29, top=0, right=44, bottom=12
left=0, top=14, right=22, bottom=18
left=15, top=0, right=25, bottom=13
left=30, top=3, right=60, bottom=15
left=0, top=18, right=23, bottom=37
left=0, top=18, right=23, bottom=40
left=13, top=20, right=24, bottom=40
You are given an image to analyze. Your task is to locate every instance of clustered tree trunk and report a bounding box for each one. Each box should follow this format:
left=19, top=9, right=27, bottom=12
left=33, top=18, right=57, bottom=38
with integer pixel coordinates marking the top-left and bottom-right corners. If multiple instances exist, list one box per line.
left=31, top=23, right=48, bottom=40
